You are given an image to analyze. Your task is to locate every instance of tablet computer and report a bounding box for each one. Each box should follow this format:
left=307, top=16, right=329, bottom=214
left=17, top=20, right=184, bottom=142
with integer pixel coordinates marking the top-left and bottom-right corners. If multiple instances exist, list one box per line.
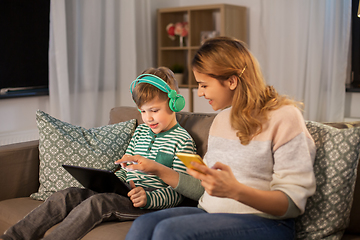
left=62, top=164, right=131, bottom=197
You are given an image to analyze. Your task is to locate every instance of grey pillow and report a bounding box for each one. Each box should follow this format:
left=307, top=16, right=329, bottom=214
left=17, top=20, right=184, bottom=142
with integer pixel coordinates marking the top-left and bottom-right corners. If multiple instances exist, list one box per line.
left=295, top=121, right=360, bottom=239
left=30, top=110, right=136, bottom=201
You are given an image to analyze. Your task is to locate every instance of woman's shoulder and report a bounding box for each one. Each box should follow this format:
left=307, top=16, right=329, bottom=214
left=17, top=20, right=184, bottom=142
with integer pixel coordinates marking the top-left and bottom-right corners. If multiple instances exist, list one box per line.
left=264, top=105, right=313, bottom=150
left=212, top=107, right=231, bottom=123
left=268, top=105, right=304, bottom=124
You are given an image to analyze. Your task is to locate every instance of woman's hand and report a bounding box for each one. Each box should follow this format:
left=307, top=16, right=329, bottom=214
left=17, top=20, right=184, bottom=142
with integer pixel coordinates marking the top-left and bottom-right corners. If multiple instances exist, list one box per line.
left=189, top=161, right=289, bottom=216
left=127, top=180, right=147, bottom=208
left=115, top=155, right=162, bottom=175
left=188, top=161, right=242, bottom=200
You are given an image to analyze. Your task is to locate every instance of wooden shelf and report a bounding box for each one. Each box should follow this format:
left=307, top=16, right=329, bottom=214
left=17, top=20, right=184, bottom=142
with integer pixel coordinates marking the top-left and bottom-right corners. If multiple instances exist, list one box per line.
left=157, top=4, right=248, bottom=112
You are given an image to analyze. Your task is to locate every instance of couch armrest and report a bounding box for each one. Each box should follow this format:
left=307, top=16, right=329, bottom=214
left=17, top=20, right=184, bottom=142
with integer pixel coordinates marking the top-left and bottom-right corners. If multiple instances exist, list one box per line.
left=0, top=140, right=40, bottom=201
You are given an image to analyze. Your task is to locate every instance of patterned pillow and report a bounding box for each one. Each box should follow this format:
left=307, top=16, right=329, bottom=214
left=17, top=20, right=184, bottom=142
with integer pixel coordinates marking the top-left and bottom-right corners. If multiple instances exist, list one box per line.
left=30, top=110, right=136, bottom=201
left=295, top=121, right=360, bottom=239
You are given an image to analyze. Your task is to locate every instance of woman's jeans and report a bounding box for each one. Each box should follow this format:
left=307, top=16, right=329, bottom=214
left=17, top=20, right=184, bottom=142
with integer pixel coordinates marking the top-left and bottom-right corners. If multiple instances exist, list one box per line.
left=125, top=207, right=295, bottom=240
left=1, top=187, right=154, bottom=240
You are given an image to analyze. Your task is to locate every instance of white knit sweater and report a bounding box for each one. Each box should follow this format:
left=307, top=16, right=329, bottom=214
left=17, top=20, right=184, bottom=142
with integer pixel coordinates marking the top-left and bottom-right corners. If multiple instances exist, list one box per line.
left=198, top=105, right=316, bottom=218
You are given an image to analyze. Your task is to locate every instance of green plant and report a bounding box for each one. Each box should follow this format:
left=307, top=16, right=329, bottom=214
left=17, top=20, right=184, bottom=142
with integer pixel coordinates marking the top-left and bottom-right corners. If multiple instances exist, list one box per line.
left=170, top=64, right=184, bottom=73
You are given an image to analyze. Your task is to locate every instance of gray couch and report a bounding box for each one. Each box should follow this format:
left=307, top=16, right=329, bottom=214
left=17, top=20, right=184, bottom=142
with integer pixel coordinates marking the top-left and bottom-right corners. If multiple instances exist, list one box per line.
left=1, top=106, right=360, bottom=239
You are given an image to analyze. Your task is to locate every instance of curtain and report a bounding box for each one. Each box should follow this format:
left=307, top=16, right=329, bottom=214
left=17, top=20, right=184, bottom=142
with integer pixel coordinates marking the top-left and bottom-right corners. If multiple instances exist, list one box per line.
left=49, top=0, right=352, bottom=124
left=49, top=0, right=152, bottom=128
left=251, top=0, right=351, bottom=122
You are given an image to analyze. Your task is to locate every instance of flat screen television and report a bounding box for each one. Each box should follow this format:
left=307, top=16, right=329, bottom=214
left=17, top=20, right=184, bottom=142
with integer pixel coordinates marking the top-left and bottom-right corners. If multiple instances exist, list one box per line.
left=352, top=0, right=360, bottom=87
left=0, top=0, right=50, bottom=97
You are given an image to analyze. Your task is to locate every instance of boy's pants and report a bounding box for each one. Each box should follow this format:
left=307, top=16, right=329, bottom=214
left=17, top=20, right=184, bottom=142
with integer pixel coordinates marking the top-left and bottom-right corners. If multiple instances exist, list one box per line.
left=0, top=187, right=155, bottom=240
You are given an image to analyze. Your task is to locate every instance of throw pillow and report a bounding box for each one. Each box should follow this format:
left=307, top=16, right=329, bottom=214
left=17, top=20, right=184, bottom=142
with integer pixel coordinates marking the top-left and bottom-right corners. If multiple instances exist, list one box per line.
left=30, top=110, right=136, bottom=201
left=295, top=121, right=360, bottom=239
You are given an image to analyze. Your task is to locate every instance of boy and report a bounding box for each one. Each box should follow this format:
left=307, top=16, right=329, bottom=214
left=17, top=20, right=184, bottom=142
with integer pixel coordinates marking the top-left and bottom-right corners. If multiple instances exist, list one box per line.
left=0, top=67, right=196, bottom=240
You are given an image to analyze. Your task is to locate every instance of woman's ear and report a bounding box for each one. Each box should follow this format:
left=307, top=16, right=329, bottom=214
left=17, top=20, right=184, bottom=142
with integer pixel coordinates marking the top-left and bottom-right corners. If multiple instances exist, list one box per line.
left=228, top=75, right=238, bottom=90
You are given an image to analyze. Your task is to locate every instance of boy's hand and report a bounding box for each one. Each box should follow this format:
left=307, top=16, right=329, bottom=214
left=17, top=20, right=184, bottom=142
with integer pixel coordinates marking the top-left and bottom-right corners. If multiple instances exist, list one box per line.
left=128, top=180, right=147, bottom=208
left=115, top=155, right=162, bottom=175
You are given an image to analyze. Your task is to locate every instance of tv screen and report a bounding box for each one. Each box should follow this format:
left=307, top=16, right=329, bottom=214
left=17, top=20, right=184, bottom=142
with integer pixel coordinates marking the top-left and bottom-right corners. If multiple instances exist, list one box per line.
left=0, top=0, right=50, bottom=91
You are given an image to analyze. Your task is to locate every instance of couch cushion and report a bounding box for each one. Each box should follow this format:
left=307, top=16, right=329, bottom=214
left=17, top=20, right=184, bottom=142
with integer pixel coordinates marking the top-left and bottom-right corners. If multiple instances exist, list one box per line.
left=31, top=110, right=136, bottom=201
left=295, top=121, right=360, bottom=239
left=0, top=140, right=40, bottom=201
left=0, top=197, right=132, bottom=240
left=175, top=112, right=216, bottom=158
left=44, top=221, right=133, bottom=240
left=0, top=197, right=43, bottom=234
left=109, top=106, right=143, bottom=126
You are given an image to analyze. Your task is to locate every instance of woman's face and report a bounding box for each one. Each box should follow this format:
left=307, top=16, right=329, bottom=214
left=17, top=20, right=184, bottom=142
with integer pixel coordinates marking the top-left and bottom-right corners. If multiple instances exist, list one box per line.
left=194, top=70, right=236, bottom=111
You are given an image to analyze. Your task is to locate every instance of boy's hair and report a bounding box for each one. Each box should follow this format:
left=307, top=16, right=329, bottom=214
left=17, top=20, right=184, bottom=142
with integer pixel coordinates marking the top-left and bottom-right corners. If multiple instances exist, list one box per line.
left=192, top=36, right=300, bottom=145
left=132, top=67, right=180, bottom=109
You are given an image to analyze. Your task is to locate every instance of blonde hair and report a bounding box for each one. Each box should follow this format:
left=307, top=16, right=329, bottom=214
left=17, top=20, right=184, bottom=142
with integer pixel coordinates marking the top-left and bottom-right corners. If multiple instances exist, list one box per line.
left=192, top=37, right=300, bottom=145
left=132, top=67, right=179, bottom=108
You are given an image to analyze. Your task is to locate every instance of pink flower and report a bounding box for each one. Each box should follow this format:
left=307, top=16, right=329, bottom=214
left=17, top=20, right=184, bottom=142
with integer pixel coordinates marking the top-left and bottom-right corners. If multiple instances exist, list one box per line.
left=181, top=22, right=188, bottom=37
left=166, top=23, right=175, bottom=40
left=174, top=22, right=183, bottom=36
left=166, top=22, right=188, bottom=40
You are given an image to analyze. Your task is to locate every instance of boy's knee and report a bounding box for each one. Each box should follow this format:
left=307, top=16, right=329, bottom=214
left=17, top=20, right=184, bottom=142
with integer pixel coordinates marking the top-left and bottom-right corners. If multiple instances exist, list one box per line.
left=47, top=187, right=92, bottom=204
left=85, top=193, right=115, bottom=208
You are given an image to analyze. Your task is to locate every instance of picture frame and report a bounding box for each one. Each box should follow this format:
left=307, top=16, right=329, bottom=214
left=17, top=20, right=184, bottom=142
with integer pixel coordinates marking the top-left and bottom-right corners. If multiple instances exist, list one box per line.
left=200, top=31, right=219, bottom=45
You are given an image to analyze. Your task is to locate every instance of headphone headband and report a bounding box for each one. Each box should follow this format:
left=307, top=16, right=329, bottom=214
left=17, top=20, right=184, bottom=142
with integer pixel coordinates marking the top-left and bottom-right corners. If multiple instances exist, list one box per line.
left=130, top=74, right=171, bottom=94
left=130, top=73, right=185, bottom=112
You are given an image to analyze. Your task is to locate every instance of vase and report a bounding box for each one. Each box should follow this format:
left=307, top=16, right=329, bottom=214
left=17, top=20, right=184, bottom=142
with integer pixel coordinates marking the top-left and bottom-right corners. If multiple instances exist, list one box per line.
left=174, top=73, right=184, bottom=85
left=179, top=36, right=185, bottom=47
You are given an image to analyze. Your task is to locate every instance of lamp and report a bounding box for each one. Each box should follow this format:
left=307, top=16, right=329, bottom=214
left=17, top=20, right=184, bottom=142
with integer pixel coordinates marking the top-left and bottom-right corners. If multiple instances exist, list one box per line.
left=358, top=0, right=360, bottom=17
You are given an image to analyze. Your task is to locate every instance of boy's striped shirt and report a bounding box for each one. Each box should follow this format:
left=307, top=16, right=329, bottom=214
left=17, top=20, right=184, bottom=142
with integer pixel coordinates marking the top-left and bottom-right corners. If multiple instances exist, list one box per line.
left=115, top=123, right=196, bottom=209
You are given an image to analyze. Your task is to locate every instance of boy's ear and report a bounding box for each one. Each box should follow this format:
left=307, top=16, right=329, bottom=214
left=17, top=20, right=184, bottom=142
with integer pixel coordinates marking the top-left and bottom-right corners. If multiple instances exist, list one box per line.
left=228, top=75, right=238, bottom=90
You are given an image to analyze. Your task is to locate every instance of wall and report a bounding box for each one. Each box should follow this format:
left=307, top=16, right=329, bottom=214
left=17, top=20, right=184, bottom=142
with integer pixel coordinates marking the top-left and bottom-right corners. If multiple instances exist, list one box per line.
left=0, top=0, right=355, bottom=146
left=345, top=92, right=360, bottom=121
left=0, top=96, right=50, bottom=145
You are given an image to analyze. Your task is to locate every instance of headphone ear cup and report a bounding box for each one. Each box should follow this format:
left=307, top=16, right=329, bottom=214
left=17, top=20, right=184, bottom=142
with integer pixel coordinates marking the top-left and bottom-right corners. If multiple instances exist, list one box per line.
left=169, top=94, right=185, bottom=112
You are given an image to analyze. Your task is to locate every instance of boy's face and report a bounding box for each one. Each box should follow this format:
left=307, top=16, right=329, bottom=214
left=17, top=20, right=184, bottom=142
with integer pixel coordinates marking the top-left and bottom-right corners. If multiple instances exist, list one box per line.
left=139, top=96, right=177, bottom=134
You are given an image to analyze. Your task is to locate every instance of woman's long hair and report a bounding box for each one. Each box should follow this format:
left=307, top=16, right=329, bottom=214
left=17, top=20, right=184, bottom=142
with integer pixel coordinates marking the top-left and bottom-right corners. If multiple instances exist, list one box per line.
left=192, top=37, right=299, bottom=145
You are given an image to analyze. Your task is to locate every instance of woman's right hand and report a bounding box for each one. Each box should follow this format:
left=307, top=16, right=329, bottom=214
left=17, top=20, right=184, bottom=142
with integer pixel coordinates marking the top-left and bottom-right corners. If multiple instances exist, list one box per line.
left=189, top=161, right=289, bottom=216
left=188, top=161, right=242, bottom=200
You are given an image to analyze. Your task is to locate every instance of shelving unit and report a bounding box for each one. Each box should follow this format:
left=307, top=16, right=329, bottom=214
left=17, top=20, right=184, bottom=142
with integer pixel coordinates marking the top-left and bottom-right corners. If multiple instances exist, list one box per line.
left=157, top=4, right=248, bottom=112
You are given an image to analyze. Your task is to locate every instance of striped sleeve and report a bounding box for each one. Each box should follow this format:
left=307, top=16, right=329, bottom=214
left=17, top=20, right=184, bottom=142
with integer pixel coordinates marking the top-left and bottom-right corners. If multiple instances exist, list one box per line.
left=114, top=168, right=127, bottom=182
left=173, top=135, right=197, bottom=173
left=114, top=127, right=139, bottom=181
left=144, top=186, right=184, bottom=209
left=144, top=127, right=197, bottom=209
left=124, top=127, right=138, bottom=156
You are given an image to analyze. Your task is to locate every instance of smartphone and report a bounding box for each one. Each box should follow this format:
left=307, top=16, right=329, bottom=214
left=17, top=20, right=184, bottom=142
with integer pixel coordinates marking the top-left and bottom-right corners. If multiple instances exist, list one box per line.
left=176, top=152, right=206, bottom=172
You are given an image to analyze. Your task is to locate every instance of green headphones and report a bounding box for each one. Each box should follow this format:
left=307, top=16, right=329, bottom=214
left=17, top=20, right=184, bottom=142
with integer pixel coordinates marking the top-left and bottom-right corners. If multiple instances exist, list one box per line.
left=130, top=74, right=185, bottom=112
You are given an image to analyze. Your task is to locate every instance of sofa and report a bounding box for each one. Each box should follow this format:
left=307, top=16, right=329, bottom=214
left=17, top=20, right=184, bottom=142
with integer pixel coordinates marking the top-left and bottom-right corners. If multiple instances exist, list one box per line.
left=1, top=106, right=360, bottom=240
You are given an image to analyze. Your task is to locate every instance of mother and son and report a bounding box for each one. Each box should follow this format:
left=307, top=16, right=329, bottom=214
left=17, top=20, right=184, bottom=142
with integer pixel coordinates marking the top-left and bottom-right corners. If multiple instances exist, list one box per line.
left=1, top=37, right=316, bottom=240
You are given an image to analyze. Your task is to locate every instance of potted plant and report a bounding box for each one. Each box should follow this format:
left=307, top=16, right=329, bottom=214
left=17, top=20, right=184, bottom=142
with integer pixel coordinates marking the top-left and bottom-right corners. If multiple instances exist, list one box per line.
left=170, top=64, right=185, bottom=85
